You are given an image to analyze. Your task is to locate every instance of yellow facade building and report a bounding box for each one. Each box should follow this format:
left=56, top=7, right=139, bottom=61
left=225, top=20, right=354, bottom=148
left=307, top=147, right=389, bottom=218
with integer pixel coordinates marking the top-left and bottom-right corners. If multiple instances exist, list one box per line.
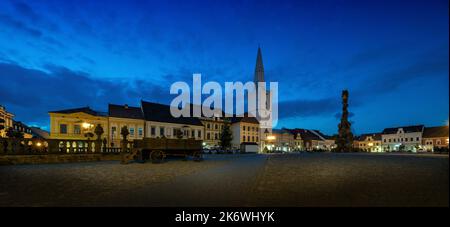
left=230, top=114, right=260, bottom=151
left=49, top=107, right=109, bottom=141
left=0, top=105, right=14, bottom=137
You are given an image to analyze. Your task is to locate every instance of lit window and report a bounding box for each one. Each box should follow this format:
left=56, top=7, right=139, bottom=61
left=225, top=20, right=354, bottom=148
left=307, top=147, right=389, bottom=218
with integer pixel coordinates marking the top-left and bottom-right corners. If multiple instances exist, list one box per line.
left=129, top=128, right=135, bottom=137
left=138, top=128, right=143, bottom=137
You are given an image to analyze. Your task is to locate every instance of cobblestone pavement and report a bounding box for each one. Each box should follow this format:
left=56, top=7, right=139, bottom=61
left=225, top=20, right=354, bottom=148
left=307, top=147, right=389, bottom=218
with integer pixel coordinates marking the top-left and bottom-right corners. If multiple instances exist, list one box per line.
left=251, top=153, right=449, bottom=207
left=0, top=153, right=448, bottom=206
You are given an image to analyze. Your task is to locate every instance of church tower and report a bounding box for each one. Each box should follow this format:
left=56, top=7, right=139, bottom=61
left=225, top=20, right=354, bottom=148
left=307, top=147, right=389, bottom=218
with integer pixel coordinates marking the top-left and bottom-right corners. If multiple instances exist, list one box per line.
left=253, top=46, right=273, bottom=152
left=254, top=46, right=271, bottom=111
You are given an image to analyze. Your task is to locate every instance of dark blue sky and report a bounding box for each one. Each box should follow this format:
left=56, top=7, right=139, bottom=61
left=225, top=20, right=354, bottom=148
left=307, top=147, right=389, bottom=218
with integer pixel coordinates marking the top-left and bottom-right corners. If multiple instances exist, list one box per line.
left=0, top=0, right=448, bottom=135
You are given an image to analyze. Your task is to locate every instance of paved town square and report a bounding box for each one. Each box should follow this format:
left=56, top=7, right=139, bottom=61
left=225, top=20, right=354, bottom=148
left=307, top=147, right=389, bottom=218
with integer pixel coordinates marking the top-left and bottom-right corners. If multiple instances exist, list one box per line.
left=1, top=153, right=447, bottom=207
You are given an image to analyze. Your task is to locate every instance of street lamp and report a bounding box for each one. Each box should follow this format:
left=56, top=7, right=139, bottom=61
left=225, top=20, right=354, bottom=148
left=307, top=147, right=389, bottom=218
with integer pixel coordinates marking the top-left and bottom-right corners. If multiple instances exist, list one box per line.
left=82, top=122, right=92, bottom=129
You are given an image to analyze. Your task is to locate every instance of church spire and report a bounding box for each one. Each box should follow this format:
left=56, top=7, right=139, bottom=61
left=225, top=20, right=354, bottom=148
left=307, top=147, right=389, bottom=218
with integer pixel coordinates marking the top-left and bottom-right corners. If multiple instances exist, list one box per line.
left=254, top=46, right=265, bottom=83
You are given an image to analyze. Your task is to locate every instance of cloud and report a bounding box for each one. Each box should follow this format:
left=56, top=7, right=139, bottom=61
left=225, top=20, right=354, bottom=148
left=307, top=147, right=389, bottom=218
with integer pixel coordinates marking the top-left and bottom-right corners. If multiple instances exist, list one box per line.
left=353, top=46, right=449, bottom=99
left=0, top=14, right=42, bottom=37
left=11, top=1, right=39, bottom=21
left=0, top=61, right=171, bottom=128
left=11, top=0, right=60, bottom=32
left=278, top=97, right=340, bottom=119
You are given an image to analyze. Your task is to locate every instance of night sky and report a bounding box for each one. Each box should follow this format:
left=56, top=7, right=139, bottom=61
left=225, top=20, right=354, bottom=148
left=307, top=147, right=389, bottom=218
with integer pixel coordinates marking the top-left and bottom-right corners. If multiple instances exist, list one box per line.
left=0, top=0, right=448, bottom=135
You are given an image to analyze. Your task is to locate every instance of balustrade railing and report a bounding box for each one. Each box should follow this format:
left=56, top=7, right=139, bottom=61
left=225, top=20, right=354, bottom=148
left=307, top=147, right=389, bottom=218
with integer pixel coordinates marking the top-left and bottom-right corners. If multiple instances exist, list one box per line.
left=0, top=138, right=133, bottom=155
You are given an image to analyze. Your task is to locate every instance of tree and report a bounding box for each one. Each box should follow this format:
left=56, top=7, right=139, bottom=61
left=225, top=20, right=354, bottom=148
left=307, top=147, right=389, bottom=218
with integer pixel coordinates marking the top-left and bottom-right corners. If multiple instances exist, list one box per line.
left=121, top=126, right=130, bottom=141
left=13, top=131, right=24, bottom=139
left=336, top=90, right=354, bottom=152
left=94, top=124, right=104, bottom=141
left=5, top=127, right=14, bottom=138
left=219, top=124, right=232, bottom=150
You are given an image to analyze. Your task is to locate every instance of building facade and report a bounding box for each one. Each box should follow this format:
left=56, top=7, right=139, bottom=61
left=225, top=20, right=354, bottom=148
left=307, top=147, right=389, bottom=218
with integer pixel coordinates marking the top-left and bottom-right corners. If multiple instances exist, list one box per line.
left=422, top=126, right=449, bottom=151
left=49, top=107, right=109, bottom=141
left=108, top=104, right=145, bottom=147
left=230, top=114, right=260, bottom=150
left=381, top=125, right=424, bottom=152
left=13, top=121, right=33, bottom=138
left=355, top=133, right=382, bottom=152
left=267, top=129, right=295, bottom=152
left=141, top=101, right=204, bottom=141
left=0, top=105, right=14, bottom=137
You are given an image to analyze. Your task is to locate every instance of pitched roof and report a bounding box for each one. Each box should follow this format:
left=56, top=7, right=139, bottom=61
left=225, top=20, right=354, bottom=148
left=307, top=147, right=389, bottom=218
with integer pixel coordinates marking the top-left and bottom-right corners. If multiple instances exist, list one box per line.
left=49, top=107, right=107, bottom=116
left=108, top=104, right=143, bottom=119
left=285, top=128, right=323, bottom=141
left=141, top=100, right=203, bottom=126
left=30, top=127, right=50, bottom=139
left=423, top=126, right=449, bottom=138
left=356, top=133, right=382, bottom=141
left=230, top=112, right=259, bottom=124
left=188, top=104, right=227, bottom=118
left=382, top=125, right=424, bottom=134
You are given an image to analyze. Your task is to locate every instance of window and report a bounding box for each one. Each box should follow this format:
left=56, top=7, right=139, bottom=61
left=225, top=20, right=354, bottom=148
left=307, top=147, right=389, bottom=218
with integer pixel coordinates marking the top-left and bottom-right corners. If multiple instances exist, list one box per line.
left=151, top=127, right=156, bottom=136
left=138, top=128, right=143, bottom=137
left=197, top=130, right=201, bottom=138
left=129, top=128, right=135, bottom=137
left=388, top=139, right=391, bottom=142
left=384, top=139, right=386, bottom=143
left=207, top=124, right=210, bottom=129
left=207, top=133, right=210, bottom=140
left=60, top=124, right=67, bottom=134
left=243, top=136, right=246, bottom=142
left=256, top=136, right=259, bottom=142
left=416, top=137, right=419, bottom=141
left=252, top=136, right=255, bottom=142
left=247, top=136, right=250, bottom=141
left=191, top=130, right=195, bottom=138
left=215, top=124, right=218, bottom=130
left=215, top=133, right=218, bottom=140
left=73, top=125, right=81, bottom=134
left=437, top=140, right=441, bottom=145
left=243, top=126, right=246, bottom=131
left=405, top=138, right=408, bottom=142
left=160, top=127, right=165, bottom=136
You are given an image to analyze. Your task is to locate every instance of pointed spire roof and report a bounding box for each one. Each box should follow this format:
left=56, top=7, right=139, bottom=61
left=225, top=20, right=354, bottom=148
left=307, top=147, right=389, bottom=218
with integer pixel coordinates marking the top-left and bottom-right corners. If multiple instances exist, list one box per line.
left=254, top=46, right=265, bottom=83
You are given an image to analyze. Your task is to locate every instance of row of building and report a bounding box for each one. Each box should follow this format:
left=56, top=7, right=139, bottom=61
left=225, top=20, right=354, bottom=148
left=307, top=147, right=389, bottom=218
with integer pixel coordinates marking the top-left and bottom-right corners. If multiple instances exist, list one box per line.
left=353, top=125, right=449, bottom=152
left=0, top=105, right=48, bottom=139
left=47, top=101, right=264, bottom=151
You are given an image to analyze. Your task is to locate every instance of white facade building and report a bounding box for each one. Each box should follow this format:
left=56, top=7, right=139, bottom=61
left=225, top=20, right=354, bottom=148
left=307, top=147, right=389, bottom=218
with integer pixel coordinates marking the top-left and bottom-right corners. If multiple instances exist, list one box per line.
left=381, top=125, right=424, bottom=152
